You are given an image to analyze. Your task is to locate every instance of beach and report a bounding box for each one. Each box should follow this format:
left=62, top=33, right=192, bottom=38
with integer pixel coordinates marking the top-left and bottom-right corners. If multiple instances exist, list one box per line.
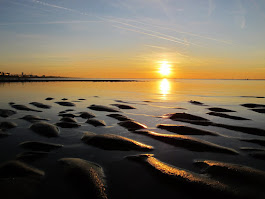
left=0, top=79, right=265, bottom=199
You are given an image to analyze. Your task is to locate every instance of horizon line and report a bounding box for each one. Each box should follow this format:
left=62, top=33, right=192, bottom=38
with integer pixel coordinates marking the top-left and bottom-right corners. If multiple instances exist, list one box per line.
left=1, top=76, right=265, bottom=81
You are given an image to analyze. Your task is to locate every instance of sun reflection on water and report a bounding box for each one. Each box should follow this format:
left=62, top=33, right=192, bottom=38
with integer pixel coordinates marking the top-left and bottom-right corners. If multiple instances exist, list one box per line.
left=159, top=78, right=171, bottom=99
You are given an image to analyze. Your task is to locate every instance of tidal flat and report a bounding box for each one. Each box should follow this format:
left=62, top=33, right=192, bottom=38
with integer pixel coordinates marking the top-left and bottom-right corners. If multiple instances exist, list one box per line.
left=0, top=79, right=265, bottom=199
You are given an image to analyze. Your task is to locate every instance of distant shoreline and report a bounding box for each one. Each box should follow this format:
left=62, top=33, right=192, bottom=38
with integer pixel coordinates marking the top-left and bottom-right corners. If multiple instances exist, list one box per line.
left=0, top=77, right=264, bottom=83
left=0, top=78, right=138, bottom=83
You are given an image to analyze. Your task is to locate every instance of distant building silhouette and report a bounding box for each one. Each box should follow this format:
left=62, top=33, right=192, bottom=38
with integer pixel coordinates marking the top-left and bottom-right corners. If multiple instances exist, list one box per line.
left=0, top=71, right=60, bottom=79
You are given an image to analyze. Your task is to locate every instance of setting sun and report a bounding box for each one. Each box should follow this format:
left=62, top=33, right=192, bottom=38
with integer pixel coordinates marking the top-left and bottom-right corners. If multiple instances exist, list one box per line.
left=158, top=61, right=171, bottom=77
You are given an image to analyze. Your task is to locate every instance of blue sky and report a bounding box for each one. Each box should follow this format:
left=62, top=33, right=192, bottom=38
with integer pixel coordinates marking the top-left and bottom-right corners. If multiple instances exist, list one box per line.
left=0, top=0, right=265, bottom=78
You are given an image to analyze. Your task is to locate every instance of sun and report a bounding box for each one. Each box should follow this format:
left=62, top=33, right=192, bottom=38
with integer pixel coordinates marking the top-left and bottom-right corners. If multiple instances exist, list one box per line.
left=158, top=61, right=171, bottom=77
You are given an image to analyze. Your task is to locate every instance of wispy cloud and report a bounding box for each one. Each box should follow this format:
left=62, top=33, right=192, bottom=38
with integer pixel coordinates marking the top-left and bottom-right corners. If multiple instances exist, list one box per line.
left=27, top=0, right=194, bottom=46
left=31, top=0, right=85, bottom=14
left=208, top=0, right=216, bottom=17
left=234, top=0, right=246, bottom=29
left=144, top=45, right=168, bottom=50
left=26, top=0, right=229, bottom=46
left=0, top=20, right=102, bottom=26
left=144, top=44, right=189, bottom=57
left=112, top=25, right=188, bottom=46
left=115, top=18, right=232, bottom=45
left=9, top=0, right=52, bottom=13
left=100, top=16, right=195, bottom=46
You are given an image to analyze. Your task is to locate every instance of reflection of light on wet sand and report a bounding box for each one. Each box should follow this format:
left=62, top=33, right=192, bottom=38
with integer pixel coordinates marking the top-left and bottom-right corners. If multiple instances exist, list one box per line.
left=159, top=78, right=171, bottom=99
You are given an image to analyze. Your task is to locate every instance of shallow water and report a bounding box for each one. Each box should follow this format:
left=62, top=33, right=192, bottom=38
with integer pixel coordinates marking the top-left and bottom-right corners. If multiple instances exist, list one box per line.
left=0, top=79, right=265, bottom=199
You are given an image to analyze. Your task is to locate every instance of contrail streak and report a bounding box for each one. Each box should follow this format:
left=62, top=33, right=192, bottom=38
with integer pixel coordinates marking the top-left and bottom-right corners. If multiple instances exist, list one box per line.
left=0, top=20, right=102, bottom=26
left=28, top=0, right=194, bottom=46
left=144, top=45, right=168, bottom=50
left=99, top=16, right=198, bottom=46
left=112, top=25, right=189, bottom=45
left=31, top=0, right=89, bottom=16
left=114, top=18, right=232, bottom=45
left=31, top=0, right=78, bottom=13
left=144, top=45, right=189, bottom=57
left=27, top=0, right=213, bottom=47
left=9, top=0, right=53, bottom=13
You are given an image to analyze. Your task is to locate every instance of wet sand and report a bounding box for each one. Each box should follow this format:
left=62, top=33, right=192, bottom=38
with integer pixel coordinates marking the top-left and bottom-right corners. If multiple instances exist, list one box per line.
left=0, top=80, right=265, bottom=199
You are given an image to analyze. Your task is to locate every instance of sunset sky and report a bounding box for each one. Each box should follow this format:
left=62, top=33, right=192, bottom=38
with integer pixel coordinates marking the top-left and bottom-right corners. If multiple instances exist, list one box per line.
left=0, top=0, right=265, bottom=79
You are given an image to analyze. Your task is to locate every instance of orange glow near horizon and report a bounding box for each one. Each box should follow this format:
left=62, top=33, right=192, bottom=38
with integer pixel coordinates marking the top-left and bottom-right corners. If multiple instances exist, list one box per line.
left=2, top=56, right=265, bottom=79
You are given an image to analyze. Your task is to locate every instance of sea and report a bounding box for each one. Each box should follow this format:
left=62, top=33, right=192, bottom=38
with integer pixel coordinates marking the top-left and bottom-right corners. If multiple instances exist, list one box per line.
left=0, top=79, right=265, bottom=199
